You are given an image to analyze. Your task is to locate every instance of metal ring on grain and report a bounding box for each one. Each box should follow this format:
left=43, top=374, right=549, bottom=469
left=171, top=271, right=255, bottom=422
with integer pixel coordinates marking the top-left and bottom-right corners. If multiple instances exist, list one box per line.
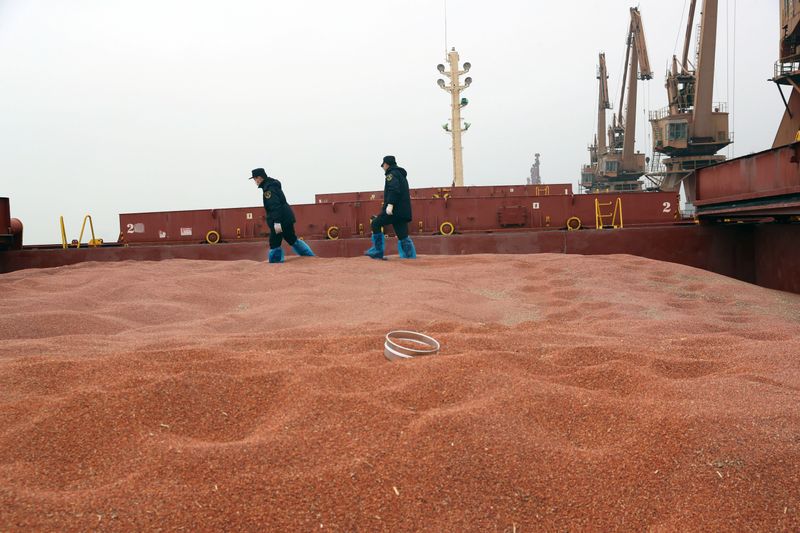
left=384, top=330, right=440, bottom=362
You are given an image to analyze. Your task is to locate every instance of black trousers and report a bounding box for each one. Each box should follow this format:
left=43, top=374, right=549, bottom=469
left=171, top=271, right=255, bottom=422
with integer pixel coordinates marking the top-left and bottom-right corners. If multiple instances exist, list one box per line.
left=269, top=221, right=298, bottom=248
left=371, top=213, right=409, bottom=240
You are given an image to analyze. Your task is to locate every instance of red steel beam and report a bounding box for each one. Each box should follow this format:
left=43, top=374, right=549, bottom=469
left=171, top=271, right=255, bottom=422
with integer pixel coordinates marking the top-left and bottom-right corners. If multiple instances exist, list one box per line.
left=695, top=143, right=800, bottom=215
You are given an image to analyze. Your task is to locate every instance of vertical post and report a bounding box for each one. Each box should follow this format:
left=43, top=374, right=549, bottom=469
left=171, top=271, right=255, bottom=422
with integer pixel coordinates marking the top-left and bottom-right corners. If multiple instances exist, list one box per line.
left=448, top=49, right=464, bottom=187
left=59, top=216, right=68, bottom=249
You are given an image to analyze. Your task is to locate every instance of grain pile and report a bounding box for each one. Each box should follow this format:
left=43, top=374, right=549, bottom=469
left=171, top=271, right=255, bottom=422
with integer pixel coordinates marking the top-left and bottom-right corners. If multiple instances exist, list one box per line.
left=1, top=254, right=799, bottom=531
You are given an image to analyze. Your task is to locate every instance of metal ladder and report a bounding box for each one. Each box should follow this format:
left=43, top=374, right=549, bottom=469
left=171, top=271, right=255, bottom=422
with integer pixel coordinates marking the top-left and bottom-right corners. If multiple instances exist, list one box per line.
left=594, top=198, right=624, bottom=229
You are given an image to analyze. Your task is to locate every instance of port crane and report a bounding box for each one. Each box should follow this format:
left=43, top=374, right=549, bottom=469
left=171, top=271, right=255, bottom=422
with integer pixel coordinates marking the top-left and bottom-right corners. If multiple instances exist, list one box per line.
left=649, top=0, right=731, bottom=204
left=582, top=8, right=652, bottom=193
left=772, top=0, right=800, bottom=146
left=580, top=52, right=611, bottom=192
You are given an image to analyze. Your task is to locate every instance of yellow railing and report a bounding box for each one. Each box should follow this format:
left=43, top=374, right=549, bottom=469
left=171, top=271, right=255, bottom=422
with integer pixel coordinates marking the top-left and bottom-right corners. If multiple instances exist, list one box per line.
left=60, top=215, right=102, bottom=248
left=59, top=216, right=68, bottom=249
left=594, top=198, right=624, bottom=229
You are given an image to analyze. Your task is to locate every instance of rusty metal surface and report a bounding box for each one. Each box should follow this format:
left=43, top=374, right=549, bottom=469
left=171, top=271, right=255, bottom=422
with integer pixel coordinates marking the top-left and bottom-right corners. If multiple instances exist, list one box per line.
left=5, top=224, right=799, bottom=294
left=695, top=143, right=800, bottom=215
left=754, top=224, right=800, bottom=293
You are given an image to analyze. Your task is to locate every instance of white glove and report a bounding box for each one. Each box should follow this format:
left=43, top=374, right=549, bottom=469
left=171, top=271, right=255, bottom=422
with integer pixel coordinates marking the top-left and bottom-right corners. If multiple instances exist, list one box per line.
left=274, top=222, right=283, bottom=234
left=385, top=204, right=394, bottom=216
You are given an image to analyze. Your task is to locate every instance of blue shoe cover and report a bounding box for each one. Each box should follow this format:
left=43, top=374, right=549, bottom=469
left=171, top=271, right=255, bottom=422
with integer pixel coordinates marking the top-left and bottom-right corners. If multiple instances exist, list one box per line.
left=398, top=237, right=417, bottom=259
left=291, top=240, right=315, bottom=256
left=268, top=247, right=285, bottom=263
left=365, top=232, right=385, bottom=259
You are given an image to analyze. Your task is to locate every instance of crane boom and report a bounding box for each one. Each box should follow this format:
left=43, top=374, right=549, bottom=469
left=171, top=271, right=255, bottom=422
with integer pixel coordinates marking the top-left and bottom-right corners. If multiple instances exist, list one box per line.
left=597, top=52, right=610, bottom=155
left=693, top=0, right=719, bottom=138
left=681, top=0, right=698, bottom=74
left=581, top=8, right=651, bottom=193
left=631, top=7, right=652, bottom=80
left=621, top=7, right=651, bottom=167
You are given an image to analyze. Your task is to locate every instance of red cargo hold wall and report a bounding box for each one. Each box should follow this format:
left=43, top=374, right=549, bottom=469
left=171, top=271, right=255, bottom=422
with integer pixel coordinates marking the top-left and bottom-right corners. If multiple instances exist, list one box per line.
left=119, top=188, right=681, bottom=245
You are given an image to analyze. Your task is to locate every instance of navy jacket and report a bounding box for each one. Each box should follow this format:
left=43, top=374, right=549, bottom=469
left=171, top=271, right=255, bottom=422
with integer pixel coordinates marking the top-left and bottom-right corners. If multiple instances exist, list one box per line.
left=259, top=177, right=296, bottom=225
left=383, top=166, right=412, bottom=222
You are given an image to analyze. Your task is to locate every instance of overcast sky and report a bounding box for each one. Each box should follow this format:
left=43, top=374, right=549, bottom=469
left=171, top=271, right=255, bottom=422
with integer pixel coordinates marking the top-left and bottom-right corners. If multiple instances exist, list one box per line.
left=0, top=1, right=781, bottom=245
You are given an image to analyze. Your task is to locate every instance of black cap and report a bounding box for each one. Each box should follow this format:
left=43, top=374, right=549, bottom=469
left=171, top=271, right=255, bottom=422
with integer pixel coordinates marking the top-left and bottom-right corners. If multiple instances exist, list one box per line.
left=381, top=155, right=396, bottom=168
left=250, top=168, right=267, bottom=179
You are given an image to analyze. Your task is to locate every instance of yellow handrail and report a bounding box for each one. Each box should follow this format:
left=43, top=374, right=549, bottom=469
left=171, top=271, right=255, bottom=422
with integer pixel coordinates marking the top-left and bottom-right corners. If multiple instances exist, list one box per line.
left=613, top=198, right=624, bottom=228
left=59, top=214, right=100, bottom=248
left=76, top=215, right=97, bottom=248
left=59, top=216, right=68, bottom=249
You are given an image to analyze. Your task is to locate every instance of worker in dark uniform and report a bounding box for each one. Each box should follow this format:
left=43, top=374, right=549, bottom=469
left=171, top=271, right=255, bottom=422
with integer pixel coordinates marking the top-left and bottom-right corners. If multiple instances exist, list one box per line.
left=364, top=155, right=416, bottom=259
left=249, top=167, right=314, bottom=263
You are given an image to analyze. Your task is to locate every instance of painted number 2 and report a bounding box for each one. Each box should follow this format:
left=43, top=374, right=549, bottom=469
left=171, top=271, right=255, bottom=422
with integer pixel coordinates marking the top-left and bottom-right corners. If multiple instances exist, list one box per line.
left=127, top=223, right=135, bottom=233
left=662, top=202, right=671, bottom=213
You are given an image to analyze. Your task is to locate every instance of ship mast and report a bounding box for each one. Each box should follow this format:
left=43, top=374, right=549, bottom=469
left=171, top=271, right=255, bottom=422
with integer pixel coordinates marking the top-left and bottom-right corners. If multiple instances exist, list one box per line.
left=437, top=48, right=472, bottom=187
